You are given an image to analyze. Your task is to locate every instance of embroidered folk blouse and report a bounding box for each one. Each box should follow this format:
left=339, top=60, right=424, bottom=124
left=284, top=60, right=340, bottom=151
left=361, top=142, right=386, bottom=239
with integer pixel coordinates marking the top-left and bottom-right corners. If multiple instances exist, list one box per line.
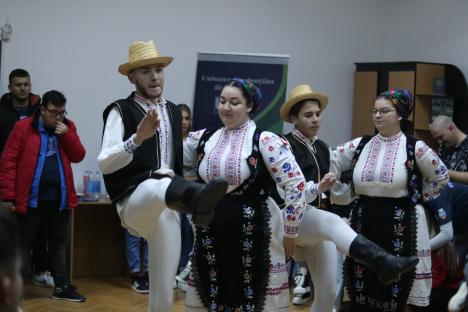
left=184, top=120, right=308, bottom=238
left=331, top=132, right=448, bottom=203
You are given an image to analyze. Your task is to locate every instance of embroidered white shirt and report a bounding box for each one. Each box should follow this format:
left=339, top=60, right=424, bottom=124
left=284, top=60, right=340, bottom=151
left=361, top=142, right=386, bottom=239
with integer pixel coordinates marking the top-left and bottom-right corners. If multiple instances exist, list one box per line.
left=331, top=132, right=448, bottom=203
left=98, top=94, right=173, bottom=174
left=184, top=120, right=306, bottom=238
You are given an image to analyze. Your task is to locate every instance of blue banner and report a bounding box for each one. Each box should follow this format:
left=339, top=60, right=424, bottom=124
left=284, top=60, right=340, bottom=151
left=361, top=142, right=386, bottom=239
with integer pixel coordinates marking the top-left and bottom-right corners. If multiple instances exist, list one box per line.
left=192, top=52, right=289, bottom=133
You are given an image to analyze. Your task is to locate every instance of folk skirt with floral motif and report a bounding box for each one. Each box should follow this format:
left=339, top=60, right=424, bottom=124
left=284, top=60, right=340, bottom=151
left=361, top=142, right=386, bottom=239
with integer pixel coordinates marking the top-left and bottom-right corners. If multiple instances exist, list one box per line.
left=345, top=196, right=431, bottom=312
left=185, top=197, right=289, bottom=312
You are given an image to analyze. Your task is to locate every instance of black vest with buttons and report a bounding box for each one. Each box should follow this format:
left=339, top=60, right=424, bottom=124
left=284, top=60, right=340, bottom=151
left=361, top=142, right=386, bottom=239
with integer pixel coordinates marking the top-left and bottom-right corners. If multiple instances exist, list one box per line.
left=101, top=93, right=183, bottom=202
left=285, top=132, right=330, bottom=209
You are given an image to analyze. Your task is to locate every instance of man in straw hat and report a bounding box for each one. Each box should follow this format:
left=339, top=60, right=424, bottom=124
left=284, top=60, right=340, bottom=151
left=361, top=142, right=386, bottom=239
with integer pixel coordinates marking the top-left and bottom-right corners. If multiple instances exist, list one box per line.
left=277, top=84, right=419, bottom=312
left=98, top=40, right=227, bottom=311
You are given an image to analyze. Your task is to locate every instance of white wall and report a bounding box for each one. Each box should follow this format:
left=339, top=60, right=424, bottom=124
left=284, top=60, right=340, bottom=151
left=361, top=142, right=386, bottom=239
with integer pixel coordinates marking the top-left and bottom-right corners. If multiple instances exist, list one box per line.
left=383, top=0, right=468, bottom=77
left=0, top=0, right=393, bottom=191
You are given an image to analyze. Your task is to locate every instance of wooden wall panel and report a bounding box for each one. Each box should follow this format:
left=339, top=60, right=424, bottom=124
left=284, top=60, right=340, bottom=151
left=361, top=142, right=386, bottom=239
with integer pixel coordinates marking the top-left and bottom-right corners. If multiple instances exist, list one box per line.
left=415, top=63, right=445, bottom=95
left=69, top=202, right=127, bottom=280
left=388, top=71, right=416, bottom=122
left=388, top=71, right=415, bottom=92
left=352, top=71, right=378, bottom=138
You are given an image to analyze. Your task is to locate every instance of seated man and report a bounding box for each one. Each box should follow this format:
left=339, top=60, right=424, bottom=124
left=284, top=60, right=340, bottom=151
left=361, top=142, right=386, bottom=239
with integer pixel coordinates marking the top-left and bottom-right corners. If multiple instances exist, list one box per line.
left=426, top=181, right=468, bottom=311
left=430, top=115, right=468, bottom=184
left=426, top=182, right=468, bottom=250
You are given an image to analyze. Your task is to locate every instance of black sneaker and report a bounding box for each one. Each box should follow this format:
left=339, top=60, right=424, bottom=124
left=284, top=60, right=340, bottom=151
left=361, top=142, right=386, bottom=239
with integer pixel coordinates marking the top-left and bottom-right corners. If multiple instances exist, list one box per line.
left=292, top=268, right=312, bottom=305
left=131, top=274, right=149, bottom=294
left=143, top=273, right=149, bottom=289
left=52, top=284, right=86, bottom=302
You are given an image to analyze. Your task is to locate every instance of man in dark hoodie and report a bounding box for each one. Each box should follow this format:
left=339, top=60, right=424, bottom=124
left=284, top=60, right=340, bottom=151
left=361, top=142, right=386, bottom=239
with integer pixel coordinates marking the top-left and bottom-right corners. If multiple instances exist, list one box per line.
left=0, top=69, right=40, bottom=153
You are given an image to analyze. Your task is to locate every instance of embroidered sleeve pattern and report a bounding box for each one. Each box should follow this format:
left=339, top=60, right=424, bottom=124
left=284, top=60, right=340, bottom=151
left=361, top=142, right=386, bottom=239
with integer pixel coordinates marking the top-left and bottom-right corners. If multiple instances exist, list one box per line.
left=183, top=129, right=206, bottom=172
left=332, top=137, right=361, bottom=176
left=259, top=132, right=306, bottom=238
left=304, top=181, right=319, bottom=204
left=330, top=138, right=361, bottom=205
left=415, top=141, right=449, bottom=201
left=123, top=134, right=140, bottom=153
left=157, top=104, right=170, bottom=165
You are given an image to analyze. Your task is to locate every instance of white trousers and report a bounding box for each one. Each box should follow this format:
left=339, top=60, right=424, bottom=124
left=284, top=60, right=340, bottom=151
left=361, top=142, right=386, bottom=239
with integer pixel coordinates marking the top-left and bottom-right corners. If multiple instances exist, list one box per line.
left=117, top=178, right=181, bottom=312
left=333, top=251, right=346, bottom=312
left=295, top=205, right=357, bottom=312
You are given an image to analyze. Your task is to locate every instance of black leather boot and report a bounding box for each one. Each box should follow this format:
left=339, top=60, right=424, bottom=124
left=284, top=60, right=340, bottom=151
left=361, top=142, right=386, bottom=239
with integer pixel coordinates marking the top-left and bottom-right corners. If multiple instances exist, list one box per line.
left=349, top=234, right=419, bottom=285
left=165, top=175, right=228, bottom=226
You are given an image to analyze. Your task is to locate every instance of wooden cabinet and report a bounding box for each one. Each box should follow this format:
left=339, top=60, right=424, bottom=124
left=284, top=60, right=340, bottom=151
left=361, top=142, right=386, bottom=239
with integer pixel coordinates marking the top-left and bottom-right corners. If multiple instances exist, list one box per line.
left=352, top=62, right=468, bottom=147
left=68, top=201, right=127, bottom=280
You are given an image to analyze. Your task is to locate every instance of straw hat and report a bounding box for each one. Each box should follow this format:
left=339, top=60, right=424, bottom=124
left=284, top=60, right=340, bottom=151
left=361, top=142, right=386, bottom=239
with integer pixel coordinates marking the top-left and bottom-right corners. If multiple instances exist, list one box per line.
left=118, top=40, right=173, bottom=75
left=280, top=84, right=328, bottom=122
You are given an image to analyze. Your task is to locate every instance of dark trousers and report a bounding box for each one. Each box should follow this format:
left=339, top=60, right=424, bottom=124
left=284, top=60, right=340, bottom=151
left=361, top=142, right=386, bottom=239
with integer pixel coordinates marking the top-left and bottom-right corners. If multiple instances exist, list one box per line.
left=17, top=200, right=70, bottom=287
left=178, top=212, right=194, bottom=272
left=32, top=223, right=50, bottom=274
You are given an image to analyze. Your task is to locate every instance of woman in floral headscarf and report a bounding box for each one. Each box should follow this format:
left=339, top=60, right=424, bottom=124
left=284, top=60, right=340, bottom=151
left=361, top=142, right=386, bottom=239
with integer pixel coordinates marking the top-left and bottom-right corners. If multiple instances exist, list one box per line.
left=331, top=89, right=449, bottom=311
left=182, top=78, right=337, bottom=312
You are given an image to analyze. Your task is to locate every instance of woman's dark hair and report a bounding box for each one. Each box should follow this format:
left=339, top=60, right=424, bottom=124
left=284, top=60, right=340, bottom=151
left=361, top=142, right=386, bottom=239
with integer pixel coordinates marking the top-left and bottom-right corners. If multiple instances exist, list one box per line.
left=289, top=99, right=320, bottom=119
left=376, top=89, right=414, bottom=136
left=224, top=78, right=262, bottom=113
left=177, top=103, right=191, bottom=117
left=225, top=80, right=253, bottom=108
left=400, top=119, right=414, bottom=136
left=41, top=90, right=66, bottom=107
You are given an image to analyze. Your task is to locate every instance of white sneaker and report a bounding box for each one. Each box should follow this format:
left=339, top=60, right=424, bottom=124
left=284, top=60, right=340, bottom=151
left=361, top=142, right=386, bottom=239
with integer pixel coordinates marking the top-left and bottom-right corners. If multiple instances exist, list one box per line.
left=176, top=261, right=191, bottom=292
left=292, top=267, right=312, bottom=305
left=292, top=292, right=312, bottom=305
left=33, top=271, right=55, bottom=288
left=177, top=280, right=188, bottom=292
left=449, top=281, right=467, bottom=312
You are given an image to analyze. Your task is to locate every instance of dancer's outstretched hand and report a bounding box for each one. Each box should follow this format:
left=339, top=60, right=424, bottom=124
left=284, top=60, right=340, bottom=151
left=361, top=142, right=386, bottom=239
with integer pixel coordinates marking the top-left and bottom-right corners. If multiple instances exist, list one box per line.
left=318, top=172, right=336, bottom=193
left=134, top=109, right=160, bottom=145
left=283, top=237, right=296, bottom=260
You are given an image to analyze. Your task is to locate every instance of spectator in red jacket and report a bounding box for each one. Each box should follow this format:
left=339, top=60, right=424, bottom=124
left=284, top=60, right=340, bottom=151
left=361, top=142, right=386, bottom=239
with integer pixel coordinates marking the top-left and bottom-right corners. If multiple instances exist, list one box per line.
left=0, top=90, right=86, bottom=303
left=0, top=68, right=54, bottom=290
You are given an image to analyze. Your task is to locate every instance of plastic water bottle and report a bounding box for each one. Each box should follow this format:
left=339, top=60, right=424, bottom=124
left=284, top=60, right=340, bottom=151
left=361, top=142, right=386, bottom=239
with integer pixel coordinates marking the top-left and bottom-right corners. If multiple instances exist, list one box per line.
left=86, top=172, right=95, bottom=201
left=94, top=171, right=102, bottom=200
left=83, top=170, right=91, bottom=197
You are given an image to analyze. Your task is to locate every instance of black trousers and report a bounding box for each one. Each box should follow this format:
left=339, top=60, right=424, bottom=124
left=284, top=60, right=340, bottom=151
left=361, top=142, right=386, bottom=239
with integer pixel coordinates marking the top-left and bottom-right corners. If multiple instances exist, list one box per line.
left=17, top=200, right=70, bottom=287
left=32, top=223, right=50, bottom=274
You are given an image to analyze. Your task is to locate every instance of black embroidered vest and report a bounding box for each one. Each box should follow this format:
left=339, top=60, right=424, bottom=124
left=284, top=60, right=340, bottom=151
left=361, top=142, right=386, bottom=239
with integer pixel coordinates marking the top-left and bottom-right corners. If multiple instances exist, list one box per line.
left=285, top=133, right=330, bottom=209
left=101, top=93, right=183, bottom=202
left=193, top=128, right=273, bottom=312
